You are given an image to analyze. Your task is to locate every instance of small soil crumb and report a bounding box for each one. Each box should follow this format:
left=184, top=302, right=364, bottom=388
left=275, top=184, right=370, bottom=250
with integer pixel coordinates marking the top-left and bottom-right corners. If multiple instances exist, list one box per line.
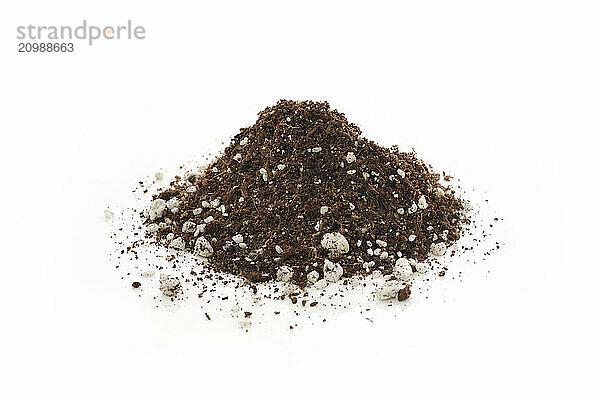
left=131, top=281, right=141, bottom=289
left=397, top=284, right=411, bottom=302
left=159, top=274, right=181, bottom=297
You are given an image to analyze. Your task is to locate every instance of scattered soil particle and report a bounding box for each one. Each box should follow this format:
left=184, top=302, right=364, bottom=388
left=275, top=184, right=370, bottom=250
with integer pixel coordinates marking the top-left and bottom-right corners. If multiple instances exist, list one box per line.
left=397, top=285, right=411, bottom=302
left=132, top=281, right=141, bottom=288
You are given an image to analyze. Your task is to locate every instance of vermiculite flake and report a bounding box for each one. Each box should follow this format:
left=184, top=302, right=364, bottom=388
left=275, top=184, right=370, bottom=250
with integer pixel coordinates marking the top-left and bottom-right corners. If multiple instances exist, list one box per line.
left=142, top=100, right=467, bottom=292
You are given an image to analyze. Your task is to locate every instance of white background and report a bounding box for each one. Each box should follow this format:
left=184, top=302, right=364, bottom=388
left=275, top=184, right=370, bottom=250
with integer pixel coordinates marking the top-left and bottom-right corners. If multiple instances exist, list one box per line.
left=1, top=1, right=598, bottom=399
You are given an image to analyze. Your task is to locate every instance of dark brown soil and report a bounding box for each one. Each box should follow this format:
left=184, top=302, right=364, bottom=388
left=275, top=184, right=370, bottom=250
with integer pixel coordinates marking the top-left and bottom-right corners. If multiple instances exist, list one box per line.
left=397, top=284, right=411, bottom=301
left=145, top=100, right=466, bottom=287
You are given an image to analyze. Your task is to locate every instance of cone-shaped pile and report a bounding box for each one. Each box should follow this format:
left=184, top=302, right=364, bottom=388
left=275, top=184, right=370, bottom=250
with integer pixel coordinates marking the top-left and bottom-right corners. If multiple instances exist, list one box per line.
left=145, top=100, right=466, bottom=286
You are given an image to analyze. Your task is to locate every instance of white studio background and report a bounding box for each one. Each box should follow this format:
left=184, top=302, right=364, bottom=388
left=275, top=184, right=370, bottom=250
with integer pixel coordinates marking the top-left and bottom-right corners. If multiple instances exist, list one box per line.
left=0, top=1, right=598, bottom=399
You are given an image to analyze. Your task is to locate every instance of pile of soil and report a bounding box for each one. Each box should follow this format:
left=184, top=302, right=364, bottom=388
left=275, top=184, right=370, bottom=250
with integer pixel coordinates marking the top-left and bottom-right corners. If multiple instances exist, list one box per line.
left=143, top=100, right=466, bottom=288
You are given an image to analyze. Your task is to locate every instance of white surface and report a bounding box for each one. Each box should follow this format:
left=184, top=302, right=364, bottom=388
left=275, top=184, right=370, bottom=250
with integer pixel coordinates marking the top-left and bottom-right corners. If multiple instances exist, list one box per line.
left=1, top=1, right=598, bottom=399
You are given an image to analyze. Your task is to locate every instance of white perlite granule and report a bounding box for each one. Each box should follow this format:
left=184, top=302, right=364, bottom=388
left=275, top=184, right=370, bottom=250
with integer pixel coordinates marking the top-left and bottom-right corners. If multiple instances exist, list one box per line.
left=141, top=270, right=155, bottom=278
left=194, top=236, right=214, bottom=257
left=146, top=223, right=159, bottom=233
left=321, top=232, right=350, bottom=256
left=418, top=195, right=428, bottom=210
left=375, top=239, right=387, bottom=248
left=192, top=207, right=203, bottom=216
left=168, top=237, right=186, bottom=250
left=364, top=261, right=376, bottom=271
left=166, top=197, right=180, bottom=212
left=320, top=206, right=330, bottom=215
left=408, top=202, right=418, bottom=214
left=377, top=281, right=400, bottom=300
left=232, top=234, right=244, bottom=244
left=430, top=242, right=447, bottom=256
left=159, top=274, right=181, bottom=297
left=394, top=258, right=413, bottom=281
left=276, top=266, right=293, bottom=282
left=323, top=259, right=343, bottom=282
left=306, top=270, right=319, bottom=284
left=182, top=221, right=196, bottom=233
left=259, top=168, right=268, bottom=182
left=314, top=279, right=328, bottom=290
left=149, top=199, right=166, bottom=221
left=346, top=152, right=356, bottom=163
left=104, top=208, right=114, bottom=221
left=314, top=220, right=322, bottom=231
left=415, top=262, right=428, bottom=273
